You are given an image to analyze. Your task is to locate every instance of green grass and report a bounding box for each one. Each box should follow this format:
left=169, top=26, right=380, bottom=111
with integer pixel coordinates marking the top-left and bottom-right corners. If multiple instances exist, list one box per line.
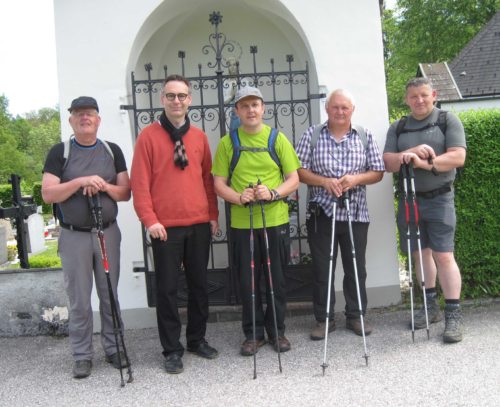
left=1, top=239, right=61, bottom=270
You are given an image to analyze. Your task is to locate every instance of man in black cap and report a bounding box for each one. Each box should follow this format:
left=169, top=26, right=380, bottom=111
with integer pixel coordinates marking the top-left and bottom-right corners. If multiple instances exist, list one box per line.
left=42, top=96, right=131, bottom=379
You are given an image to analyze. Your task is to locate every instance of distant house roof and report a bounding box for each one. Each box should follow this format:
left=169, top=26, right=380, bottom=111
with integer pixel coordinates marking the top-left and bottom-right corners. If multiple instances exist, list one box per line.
left=417, top=62, right=462, bottom=101
left=448, top=11, right=500, bottom=98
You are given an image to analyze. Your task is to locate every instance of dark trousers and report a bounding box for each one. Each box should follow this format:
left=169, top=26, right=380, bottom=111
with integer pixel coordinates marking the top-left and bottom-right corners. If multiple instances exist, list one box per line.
left=231, top=224, right=290, bottom=340
left=307, top=209, right=368, bottom=321
left=151, top=223, right=211, bottom=357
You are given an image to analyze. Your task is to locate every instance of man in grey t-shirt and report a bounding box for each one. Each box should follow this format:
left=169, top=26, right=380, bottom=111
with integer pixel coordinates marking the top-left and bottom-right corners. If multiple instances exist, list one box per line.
left=383, top=78, right=466, bottom=343
left=42, top=96, right=131, bottom=378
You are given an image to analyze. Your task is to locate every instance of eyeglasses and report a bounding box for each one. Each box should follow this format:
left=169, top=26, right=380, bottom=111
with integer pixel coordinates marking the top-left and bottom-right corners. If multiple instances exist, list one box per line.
left=163, top=93, right=189, bottom=101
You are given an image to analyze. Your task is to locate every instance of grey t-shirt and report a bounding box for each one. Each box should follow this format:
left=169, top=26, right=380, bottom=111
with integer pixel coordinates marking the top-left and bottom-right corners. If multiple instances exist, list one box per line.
left=43, top=138, right=127, bottom=227
left=384, top=108, right=466, bottom=192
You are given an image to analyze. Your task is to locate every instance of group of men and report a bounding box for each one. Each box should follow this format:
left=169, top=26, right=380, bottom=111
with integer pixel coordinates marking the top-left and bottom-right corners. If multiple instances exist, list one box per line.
left=41, top=75, right=466, bottom=379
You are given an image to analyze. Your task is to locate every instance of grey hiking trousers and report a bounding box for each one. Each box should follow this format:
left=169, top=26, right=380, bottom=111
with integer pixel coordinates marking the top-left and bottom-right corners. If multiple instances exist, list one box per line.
left=58, top=221, right=122, bottom=361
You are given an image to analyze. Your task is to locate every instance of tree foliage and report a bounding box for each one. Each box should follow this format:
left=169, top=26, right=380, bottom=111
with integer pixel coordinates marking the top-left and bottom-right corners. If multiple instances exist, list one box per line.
left=383, top=0, right=499, bottom=116
left=0, top=95, right=61, bottom=185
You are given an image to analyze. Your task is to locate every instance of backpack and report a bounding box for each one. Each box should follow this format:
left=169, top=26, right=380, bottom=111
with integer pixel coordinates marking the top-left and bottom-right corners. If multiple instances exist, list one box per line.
left=228, top=127, right=282, bottom=183
left=307, top=124, right=369, bottom=201
left=395, top=110, right=447, bottom=138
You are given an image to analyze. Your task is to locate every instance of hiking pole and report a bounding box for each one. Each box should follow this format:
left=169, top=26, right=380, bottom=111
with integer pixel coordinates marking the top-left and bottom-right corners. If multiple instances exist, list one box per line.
left=342, top=192, right=369, bottom=366
left=407, top=163, right=430, bottom=340
left=248, top=183, right=257, bottom=380
left=401, top=164, right=416, bottom=342
left=88, top=194, right=133, bottom=387
left=257, top=179, right=282, bottom=373
left=321, top=198, right=337, bottom=376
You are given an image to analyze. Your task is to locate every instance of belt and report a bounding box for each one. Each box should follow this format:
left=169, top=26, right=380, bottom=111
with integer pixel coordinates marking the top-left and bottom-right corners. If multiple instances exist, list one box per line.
left=60, top=219, right=116, bottom=232
left=416, top=185, right=452, bottom=199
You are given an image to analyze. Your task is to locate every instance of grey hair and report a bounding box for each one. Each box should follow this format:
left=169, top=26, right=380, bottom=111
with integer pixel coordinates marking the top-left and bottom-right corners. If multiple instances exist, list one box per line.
left=405, top=77, right=433, bottom=91
left=326, top=89, right=356, bottom=107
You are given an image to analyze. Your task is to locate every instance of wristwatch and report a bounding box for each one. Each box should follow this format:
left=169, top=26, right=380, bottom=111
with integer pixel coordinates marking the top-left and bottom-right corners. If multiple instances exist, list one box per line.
left=271, top=189, right=281, bottom=201
left=431, top=165, right=439, bottom=176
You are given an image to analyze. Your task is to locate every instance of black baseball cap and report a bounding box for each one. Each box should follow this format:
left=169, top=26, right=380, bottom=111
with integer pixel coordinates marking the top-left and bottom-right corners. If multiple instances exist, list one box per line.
left=68, top=96, right=99, bottom=112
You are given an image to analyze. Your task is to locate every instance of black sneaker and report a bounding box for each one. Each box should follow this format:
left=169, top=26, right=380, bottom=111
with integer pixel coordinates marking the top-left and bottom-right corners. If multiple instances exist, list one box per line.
left=73, top=360, right=92, bottom=379
left=187, top=341, right=219, bottom=359
left=105, top=351, right=129, bottom=369
left=164, top=354, right=183, bottom=374
left=443, top=308, right=463, bottom=343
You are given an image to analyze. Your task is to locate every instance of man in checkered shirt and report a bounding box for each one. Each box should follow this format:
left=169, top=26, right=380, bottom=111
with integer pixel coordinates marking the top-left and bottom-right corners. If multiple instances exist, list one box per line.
left=295, top=89, right=385, bottom=340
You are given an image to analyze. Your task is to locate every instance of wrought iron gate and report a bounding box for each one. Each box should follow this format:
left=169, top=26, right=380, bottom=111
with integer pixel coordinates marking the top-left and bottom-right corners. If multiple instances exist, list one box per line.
left=123, top=11, right=324, bottom=307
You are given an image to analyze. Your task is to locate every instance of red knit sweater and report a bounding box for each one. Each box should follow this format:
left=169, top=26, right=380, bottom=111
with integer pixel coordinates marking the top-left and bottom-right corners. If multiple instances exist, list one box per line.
left=130, top=122, right=218, bottom=228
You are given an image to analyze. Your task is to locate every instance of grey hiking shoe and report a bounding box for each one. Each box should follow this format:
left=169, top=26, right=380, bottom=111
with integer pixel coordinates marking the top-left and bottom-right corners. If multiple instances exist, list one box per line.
left=106, top=351, right=129, bottom=369
left=73, top=360, right=92, bottom=379
left=411, top=298, right=442, bottom=329
left=443, top=308, right=463, bottom=343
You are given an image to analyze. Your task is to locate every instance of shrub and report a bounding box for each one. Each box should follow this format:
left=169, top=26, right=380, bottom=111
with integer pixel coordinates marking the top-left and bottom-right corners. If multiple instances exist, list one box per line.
left=32, top=182, right=51, bottom=214
left=454, top=109, right=500, bottom=298
left=29, top=255, right=61, bottom=268
left=7, top=243, right=17, bottom=261
left=0, top=184, right=12, bottom=208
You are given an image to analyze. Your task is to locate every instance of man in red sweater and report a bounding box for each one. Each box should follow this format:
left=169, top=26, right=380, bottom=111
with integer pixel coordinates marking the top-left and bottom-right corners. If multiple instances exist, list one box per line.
left=130, top=74, right=219, bottom=374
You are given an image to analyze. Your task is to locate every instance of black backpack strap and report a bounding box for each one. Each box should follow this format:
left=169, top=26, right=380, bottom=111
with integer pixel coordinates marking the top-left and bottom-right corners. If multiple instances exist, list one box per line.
left=228, top=129, right=241, bottom=182
left=396, top=112, right=448, bottom=138
left=267, top=128, right=281, bottom=172
left=395, top=116, right=408, bottom=138
left=437, top=110, right=447, bottom=135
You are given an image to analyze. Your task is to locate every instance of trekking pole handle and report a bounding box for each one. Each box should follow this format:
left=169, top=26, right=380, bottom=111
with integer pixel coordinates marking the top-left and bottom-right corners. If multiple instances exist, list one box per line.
left=93, top=193, right=104, bottom=232
left=87, top=195, right=98, bottom=228
left=401, top=163, right=408, bottom=179
left=408, top=161, right=415, bottom=179
left=243, top=183, right=254, bottom=208
left=340, top=191, right=349, bottom=208
left=95, top=191, right=102, bottom=210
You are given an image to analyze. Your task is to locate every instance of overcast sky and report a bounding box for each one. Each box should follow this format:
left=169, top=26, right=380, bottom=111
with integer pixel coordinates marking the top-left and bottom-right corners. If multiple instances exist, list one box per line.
left=0, top=0, right=58, bottom=117
left=0, top=0, right=398, bottom=117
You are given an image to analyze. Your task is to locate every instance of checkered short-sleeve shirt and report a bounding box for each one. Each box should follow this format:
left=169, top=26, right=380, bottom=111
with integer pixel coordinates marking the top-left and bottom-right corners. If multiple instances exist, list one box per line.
left=295, top=122, right=385, bottom=222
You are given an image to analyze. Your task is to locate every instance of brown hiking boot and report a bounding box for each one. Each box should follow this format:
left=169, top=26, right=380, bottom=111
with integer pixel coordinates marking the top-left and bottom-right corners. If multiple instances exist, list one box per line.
left=310, top=320, right=336, bottom=341
left=269, top=336, right=291, bottom=353
left=346, top=318, right=373, bottom=336
left=240, top=338, right=266, bottom=356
